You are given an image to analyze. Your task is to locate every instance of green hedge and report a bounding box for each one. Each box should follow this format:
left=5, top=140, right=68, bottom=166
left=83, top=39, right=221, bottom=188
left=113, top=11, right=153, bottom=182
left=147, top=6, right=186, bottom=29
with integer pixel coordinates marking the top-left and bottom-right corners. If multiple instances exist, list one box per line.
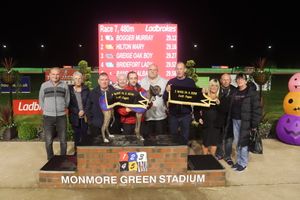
left=18, top=124, right=37, bottom=140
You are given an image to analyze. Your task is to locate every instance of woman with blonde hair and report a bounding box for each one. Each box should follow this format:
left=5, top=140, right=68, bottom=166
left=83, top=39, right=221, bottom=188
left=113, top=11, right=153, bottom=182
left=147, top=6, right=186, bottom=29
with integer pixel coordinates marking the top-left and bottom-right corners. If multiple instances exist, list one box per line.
left=195, top=79, right=226, bottom=155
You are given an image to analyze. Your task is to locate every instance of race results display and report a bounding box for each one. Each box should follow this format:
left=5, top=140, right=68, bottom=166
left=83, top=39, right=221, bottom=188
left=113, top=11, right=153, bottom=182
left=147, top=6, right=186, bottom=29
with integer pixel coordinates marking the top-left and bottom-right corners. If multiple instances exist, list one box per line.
left=98, top=24, right=177, bottom=82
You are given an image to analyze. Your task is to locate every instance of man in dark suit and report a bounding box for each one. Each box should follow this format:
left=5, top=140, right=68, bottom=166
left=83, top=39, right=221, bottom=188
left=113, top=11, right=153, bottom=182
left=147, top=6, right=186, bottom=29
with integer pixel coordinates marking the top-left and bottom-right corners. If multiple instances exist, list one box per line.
left=85, top=72, right=115, bottom=142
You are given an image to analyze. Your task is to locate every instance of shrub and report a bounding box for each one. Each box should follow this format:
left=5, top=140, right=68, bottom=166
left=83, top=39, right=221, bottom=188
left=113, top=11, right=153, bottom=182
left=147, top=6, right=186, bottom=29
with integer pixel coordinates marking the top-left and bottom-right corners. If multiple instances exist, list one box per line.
left=259, top=121, right=272, bottom=139
left=18, top=124, right=37, bottom=140
left=67, top=120, right=74, bottom=141
left=78, top=60, right=92, bottom=89
left=185, top=60, right=199, bottom=83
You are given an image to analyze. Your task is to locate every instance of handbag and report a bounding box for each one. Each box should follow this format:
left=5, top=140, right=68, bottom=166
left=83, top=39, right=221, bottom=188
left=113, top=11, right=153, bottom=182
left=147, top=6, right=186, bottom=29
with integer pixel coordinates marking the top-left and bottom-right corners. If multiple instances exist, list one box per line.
left=249, top=128, right=263, bottom=154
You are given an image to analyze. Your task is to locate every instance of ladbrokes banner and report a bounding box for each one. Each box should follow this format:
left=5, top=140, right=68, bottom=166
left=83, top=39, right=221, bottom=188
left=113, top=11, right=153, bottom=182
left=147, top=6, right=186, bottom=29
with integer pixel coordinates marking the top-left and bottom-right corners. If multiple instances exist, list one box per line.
left=168, top=86, right=216, bottom=107
left=13, top=99, right=42, bottom=115
left=44, top=68, right=77, bottom=85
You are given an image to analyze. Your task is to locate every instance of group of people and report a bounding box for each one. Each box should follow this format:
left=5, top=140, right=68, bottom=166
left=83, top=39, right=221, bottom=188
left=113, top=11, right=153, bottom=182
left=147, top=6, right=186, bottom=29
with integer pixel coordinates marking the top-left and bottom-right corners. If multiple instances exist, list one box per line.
left=39, top=62, right=261, bottom=172
left=193, top=73, right=261, bottom=172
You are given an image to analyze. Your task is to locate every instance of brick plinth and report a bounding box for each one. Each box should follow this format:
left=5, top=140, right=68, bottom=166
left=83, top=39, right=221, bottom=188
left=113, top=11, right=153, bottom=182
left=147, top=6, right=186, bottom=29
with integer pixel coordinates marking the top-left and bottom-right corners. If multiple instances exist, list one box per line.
left=39, top=146, right=225, bottom=188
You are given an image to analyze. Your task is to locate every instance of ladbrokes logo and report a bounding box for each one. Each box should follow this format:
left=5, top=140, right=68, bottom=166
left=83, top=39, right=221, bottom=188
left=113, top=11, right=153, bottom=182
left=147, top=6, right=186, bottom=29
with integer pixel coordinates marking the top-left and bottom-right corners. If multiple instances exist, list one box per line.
left=13, top=99, right=42, bottom=115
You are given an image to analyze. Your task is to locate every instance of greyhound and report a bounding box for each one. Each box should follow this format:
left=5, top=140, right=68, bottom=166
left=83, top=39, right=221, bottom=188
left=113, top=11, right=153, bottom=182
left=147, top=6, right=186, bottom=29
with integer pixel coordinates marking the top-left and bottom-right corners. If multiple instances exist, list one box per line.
left=99, top=85, right=161, bottom=143
left=133, top=85, right=161, bottom=141
left=99, top=92, right=116, bottom=143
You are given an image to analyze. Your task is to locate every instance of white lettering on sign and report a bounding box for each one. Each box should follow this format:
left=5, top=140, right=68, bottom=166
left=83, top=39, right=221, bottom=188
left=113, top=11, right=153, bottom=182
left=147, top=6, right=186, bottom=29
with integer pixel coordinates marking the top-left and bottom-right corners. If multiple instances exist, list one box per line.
left=145, top=25, right=176, bottom=32
left=135, top=35, right=154, bottom=41
left=18, top=102, right=41, bottom=111
left=116, top=62, right=140, bottom=68
left=143, top=53, right=153, bottom=58
left=133, top=53, right=143, bottom=59
left=99, top=25, right=114, bottom=32
left=61, top=176, right=118, bottom=184
left=140, top=61, right=152, bottom=68
left=115, top=44, right=145, bottom=50
left=116, top=53, right=133, bottom=59
left=132, top=44, right=145, bottom=49
left=13, top=99, right=42, bottom=115
left=120, top=25, right=135, bottom=32
left=116, top=35, right=135, bottom=41
left=61, top=174, right=205, bottom=185
left=137, top=70, right=148, bottom=77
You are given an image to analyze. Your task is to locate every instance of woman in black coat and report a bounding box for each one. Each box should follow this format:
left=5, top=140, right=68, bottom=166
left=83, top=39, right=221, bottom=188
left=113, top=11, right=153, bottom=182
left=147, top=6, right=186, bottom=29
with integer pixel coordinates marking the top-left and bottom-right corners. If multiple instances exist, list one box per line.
left=230, top=73, right=261, bottom=172
left=68, top=72, right=90, bottom=150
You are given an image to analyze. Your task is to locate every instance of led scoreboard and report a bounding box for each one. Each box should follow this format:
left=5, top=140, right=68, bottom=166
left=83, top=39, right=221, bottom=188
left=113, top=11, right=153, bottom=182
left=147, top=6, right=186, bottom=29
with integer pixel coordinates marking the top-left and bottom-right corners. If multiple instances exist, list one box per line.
left=98, top=24, right=177, bottom=82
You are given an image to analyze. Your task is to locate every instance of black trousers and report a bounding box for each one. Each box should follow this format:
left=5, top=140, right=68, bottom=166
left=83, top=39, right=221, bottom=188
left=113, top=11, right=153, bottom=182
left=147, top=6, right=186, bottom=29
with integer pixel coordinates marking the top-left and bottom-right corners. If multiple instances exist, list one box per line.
left=122, top=123, right=146, bottom=136
left=143, top=119, right=167, bottom=137
left=43, top=115, right=67, bottom=160
left=72, top=118, right=88, bottom=147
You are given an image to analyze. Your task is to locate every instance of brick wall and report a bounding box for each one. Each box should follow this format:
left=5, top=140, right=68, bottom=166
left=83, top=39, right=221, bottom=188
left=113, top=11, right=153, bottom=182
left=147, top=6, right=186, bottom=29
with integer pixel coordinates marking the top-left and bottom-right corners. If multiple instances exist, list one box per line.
left=39, top=146, right=225, bottom=188
left=77, top=146, right=187, bottom=174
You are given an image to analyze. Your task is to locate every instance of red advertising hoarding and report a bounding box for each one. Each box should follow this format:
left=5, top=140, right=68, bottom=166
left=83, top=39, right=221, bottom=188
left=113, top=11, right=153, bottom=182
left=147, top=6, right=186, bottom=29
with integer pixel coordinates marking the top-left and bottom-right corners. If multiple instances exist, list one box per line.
left=98, top=24, right=177, bottom=82
left=44, top=68, right=77, bottom=85
left=13, top=99, right=42, bottom=115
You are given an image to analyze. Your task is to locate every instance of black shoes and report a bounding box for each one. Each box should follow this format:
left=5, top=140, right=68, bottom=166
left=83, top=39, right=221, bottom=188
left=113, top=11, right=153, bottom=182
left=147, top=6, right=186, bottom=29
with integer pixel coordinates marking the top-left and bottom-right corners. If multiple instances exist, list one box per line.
left=232, top=163, right=247, bottom=172
left=232, top=163, right=239, bottom=169
left=235, top=164, right=247, bottom=172
left=215, top=154, right=223, bottom=160
left=225, top=159, right=234, bottom=166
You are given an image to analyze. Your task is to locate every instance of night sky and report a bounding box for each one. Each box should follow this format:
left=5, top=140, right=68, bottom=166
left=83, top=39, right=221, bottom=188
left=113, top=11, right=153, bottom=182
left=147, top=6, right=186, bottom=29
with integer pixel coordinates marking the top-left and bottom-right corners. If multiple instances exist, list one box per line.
left=1, top=1, right=300, bottom=68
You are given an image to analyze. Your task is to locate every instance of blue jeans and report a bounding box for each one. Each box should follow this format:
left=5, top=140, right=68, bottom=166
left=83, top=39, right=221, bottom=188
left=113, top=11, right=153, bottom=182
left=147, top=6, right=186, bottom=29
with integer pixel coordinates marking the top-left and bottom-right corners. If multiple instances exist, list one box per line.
left=232, top=119, right=249, bottom=167
left=168, top=114, right=192, bottom=144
